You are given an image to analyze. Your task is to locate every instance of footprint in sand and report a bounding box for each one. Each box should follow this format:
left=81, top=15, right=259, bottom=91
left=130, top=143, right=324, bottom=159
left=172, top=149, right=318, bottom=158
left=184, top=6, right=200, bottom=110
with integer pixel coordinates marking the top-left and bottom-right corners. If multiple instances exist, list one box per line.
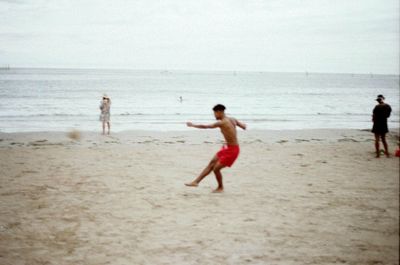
left=29, top=141, right=63, bottom=146
left=22, top=170, right=39, bottom=174
left=105, top=141, right=120, bottom=144
left=10, top=142, right=23, bottom=146
left=338, top=138, right=359, bottom=142
left=5, top=222, right=21, bottom=230
left=139, top=140, right=153, bottom=144
left=295, top=139, right=310, bottom=143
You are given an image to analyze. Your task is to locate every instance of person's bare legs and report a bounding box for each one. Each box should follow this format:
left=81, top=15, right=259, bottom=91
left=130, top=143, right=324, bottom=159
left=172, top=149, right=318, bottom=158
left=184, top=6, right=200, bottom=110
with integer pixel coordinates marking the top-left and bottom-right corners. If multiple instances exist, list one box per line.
left=381, top=134, right=390, bottom=157
left=185, top=156, right=218, bottom=187
left=102, top=121, right=106, bottom=135
left=374, top=133, right=380, bottom=158
left=212, top=162, right=226, bottom=193
left=107, top=122, right=110, bottom=135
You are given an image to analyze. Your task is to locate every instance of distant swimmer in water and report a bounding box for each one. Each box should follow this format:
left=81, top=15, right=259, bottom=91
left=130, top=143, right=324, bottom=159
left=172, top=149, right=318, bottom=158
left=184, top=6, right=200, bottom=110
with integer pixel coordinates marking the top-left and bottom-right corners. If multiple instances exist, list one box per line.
left=100, top=94, right=111, bottom=135
left=179, top=96, right=183, bottom=102
left=185, top=104, right=246, bottom=193
left=372, top=94, right=392, bottom=158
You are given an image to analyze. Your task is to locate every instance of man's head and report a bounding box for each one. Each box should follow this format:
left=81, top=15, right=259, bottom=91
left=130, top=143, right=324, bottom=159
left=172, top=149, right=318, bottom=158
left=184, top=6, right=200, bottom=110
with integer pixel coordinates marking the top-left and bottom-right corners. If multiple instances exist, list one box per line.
left=376, top=94, right=385, bottom=103
left=213, top=104, right=226, bottom=120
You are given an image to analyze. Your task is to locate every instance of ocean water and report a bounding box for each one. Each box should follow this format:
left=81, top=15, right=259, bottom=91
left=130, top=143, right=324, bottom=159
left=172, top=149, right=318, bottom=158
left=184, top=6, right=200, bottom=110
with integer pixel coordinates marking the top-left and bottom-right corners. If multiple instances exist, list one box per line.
left=0, top=68, right=399, bottom=132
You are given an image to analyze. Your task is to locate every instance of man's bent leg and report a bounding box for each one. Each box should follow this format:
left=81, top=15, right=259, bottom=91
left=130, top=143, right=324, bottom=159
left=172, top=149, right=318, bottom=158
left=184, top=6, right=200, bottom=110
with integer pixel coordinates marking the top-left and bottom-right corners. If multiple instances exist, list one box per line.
left=212, top=162, right=226, bottom=193
left=185, top=155, right=219, bottom=187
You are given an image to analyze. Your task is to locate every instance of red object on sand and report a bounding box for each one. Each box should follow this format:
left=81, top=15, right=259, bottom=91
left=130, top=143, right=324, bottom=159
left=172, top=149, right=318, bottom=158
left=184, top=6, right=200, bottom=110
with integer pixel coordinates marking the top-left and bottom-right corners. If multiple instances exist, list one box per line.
left=395, top=149, right=400, bottom=157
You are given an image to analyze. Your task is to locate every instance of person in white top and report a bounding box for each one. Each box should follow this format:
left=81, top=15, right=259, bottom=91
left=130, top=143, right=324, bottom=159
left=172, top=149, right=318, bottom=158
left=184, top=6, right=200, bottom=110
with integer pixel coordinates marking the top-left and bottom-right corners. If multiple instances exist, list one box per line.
left=99, top=94, right=111, bottom=135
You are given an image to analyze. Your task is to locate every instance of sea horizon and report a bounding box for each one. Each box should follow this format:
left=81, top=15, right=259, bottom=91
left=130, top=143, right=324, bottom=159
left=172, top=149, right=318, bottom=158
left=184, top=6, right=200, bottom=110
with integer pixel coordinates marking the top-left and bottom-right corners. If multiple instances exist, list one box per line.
left=1, top=66, right=399, bottom=77
left=1, top=67, right=399, bottom=133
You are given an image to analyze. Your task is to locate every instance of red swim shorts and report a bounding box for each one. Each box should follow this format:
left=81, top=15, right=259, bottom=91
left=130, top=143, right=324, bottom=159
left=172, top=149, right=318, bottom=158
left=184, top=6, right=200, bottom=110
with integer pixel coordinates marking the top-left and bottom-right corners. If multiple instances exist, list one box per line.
left=216, top=145, right=240, bottom=167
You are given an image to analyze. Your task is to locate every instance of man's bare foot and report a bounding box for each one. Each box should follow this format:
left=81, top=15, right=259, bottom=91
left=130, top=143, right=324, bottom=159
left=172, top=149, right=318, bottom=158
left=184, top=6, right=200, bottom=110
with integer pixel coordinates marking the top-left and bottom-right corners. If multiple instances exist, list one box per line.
left=212, top=187, right=224, bottom=193
left=185, top=182, right=198, bottom=187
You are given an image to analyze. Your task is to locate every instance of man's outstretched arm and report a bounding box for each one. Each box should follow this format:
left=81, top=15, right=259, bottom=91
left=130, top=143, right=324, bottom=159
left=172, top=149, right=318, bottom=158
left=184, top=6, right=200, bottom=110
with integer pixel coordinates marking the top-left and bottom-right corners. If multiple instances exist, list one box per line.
left=186, top=121, right=221, bottom=129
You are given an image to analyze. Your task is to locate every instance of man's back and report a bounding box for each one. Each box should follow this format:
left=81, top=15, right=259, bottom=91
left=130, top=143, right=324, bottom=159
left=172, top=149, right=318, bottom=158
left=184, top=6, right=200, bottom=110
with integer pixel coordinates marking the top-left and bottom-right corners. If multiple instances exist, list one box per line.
left=373, top=103, right=391, bottom=123
left=219, top=117, right=239, bottom=146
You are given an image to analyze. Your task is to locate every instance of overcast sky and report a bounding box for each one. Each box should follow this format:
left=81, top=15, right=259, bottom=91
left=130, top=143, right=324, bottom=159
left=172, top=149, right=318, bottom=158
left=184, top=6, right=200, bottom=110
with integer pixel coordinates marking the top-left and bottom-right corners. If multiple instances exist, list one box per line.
left=0, top=0, right=399, bottom=74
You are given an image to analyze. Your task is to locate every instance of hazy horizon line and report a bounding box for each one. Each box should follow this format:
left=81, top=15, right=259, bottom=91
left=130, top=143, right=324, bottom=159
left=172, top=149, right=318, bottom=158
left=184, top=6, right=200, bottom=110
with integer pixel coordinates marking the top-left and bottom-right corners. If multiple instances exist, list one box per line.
left=0, top=65, right=399, bottom=76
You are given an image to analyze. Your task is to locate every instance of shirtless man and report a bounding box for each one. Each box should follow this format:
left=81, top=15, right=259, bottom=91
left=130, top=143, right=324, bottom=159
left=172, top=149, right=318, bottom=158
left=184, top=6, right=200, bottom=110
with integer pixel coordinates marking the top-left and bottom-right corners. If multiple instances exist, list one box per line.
left=185, top=104, right=246, bottom=193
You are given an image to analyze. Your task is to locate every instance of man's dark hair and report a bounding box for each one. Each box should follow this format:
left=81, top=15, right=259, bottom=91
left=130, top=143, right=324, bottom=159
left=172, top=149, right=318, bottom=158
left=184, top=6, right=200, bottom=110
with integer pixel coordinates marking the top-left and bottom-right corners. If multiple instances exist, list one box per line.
left=213, top=104, right=226, bottom=112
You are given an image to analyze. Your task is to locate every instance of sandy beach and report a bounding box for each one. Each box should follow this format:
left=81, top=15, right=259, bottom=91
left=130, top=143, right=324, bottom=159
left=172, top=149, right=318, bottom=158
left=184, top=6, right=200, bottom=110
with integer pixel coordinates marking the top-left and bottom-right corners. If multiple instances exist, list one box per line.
left=0, top=129, right=398, bottom=265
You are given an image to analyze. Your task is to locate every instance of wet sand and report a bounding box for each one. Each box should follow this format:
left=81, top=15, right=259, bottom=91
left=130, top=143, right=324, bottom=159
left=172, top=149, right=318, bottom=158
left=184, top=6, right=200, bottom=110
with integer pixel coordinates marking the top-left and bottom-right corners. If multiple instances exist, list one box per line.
left=0, top=129, right=399, bottom=265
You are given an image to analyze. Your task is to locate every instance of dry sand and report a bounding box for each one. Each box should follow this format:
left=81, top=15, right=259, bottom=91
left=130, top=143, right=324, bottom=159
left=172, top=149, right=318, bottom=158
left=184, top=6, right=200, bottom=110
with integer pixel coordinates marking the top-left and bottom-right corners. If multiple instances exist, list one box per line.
left=0, top=129, right=399, bottom=265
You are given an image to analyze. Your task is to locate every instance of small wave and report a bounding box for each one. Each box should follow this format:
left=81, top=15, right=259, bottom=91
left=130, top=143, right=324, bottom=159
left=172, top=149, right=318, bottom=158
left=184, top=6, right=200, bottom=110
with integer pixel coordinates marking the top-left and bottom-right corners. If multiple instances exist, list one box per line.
left=120, top=112, right=144, bottom=116
left=0, top=113, right=90, bottom=118
left=317, top=112, right=369, bottom=116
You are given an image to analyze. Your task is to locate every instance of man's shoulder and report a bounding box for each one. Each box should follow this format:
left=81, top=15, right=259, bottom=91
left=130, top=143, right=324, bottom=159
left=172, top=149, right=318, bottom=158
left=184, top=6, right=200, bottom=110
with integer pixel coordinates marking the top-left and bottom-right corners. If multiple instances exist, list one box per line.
left=376, top=104, right=388, bottom=109
left=379, top=103, right=392, bottom=110
left=224, top=117, right=238, bottom=127
left=223, top=116, right=235, bottom=122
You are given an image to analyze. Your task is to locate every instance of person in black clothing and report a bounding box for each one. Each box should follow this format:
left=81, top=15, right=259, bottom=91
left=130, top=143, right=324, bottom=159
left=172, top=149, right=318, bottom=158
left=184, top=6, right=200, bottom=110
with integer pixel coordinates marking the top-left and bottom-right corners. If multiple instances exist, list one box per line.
left=372, top=94, right=392, bottom=158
